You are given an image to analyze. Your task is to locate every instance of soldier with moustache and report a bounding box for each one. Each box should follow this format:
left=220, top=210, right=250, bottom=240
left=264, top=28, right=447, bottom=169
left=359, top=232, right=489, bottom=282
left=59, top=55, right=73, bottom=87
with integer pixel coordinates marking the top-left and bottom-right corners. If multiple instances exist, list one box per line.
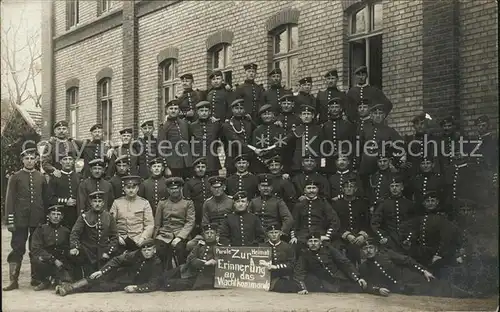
left=4, top=147, right=49, bottom=291
left=82, top=124, right=113, bottom=178
left=189, top=101, right=223, bottom=177
left=47, top=152, right=81, bottom=229
left=206, top=70, right=234, bottom=121
left=226, top=154, right=259, bottom=198
left=291, top=155, right=331, bottom=200
left=316, top=70, right=348, bottom=124
left=252, top=104, right=285, bottom=173
left=266, top=156, right=297, bottom=209
left=139, top=157, right=169, bottom=216
left=108, top=128, right=139, bottom=177
left=234, top=63, right=265, bottom=120
left=329, top=152, right=364, bottom=201
left=248, top=173, right=294, bottom=237
left=264, top=68, right=289, bottom=112
left=177, top=73, right=204, bottom=122
left=137, top=120, right=159, bottom=179
left=77, top=158, right=114, bottom=214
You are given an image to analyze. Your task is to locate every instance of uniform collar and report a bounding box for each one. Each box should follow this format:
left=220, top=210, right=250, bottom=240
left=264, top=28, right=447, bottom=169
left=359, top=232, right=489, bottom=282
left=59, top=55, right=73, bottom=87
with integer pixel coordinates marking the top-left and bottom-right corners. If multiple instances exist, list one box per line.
left=337, top=169, right=350, bottom=175
left=244, top=79, right=255, bottom=84
left=480, top=132, right=491, bottom=138
left=360, top=116, right=371, bottom=121
left=267, top=240, right=282, bottom=246
left=455, top=163, right=467, bottom=168
left=327, top=86, right=339, bottom=91
left=61, top=170, right=73, bottom=175
left=236, top=171, right=249, bottom=177
left=357, top=83, right=369, bottom=88
left=169, top=196, right=183, bottom=203
left=183, top=88, right=193, bottom=94
left=270, top=84, right=282, bottom=89
left=307, top=196, right=318, bottom=201
left=22, top=168, right=36, bottom=173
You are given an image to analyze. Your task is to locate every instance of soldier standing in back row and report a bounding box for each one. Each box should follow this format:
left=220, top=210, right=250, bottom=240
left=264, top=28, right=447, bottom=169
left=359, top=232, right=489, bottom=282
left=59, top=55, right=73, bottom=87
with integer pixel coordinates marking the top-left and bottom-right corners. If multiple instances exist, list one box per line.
left=178, top=73, right=204, bottom=122
left=137, top=120, right=159, bottom=179
left=264, top=68, right=288, bottom=112
left=108, top=128, right=139, bottom=177
left=295, top=77, right=316, bottom=114
left=206, top=70, right=233, bottom=121
left=77, top=158, right=114, bottom=214
left=82, top=124, right=113, bottom=179
left=234, top=63, right=265, bottom=120
left=316, top=70, right=348, bottom=124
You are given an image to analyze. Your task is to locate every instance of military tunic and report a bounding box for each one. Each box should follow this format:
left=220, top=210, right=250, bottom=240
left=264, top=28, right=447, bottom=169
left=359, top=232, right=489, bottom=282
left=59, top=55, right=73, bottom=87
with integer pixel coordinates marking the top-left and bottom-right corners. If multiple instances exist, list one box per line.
left=219, top=211, right=266, bottom=246
left=189, top=119, right=222, bottom=173
left=234, top=80, right=265, bottom=120
left=368, top=170, right=393, bottom=207
left=248, top=196, right=294, bottom=234
left=154, top=198, right=196, bottom=243
left=290, top=197, right=340, bottom=242
left=336, top=197, right=370, bottom=240
left=109, top=174, right=127, bottom=200
left=183, top=176, right=212, bottom=233
left=201, top=195, right=234, bottom=229
left=292, top=171, right=331, bottom=199
left=82, top=140, right=112, bottom=178
left=182, top=242, right=219, bottom=290
left=41, top=138, right=83, bottom=174
left=226, top=172, right=259, bottom=199
left=140, top=176, right=168, bottom=215
left=136, top=136, right=159, bottom=179
left=264, top=84, right=287, bottom=112
left=276, top=112, right=301, bottom=172
left=286, top=123, right=324, bottom=171
left=443, top=163, right=479, bottom=218
left=252, top=123, right=286, bottom=173
left=321, top=118, right=355, bottom=174
left=328, top=170, right=364, bottom=200
left=108, top=144, right=139, bottom=176
left=295, top=91, right=316, bottom=114
left=346, top=84, right=392, bottom=122
left=410, top=172, right=444, bottom=210
left=404, top=133, right=442, bottom=175
left=352, top=116, right=371, bottom=171
left=475, top=132, right=498, bottom=172
left=206, top=86, right=233, bottom=120
left=270, top=175, right=297, bottom=208
left=221, top=117, right=254, bottom=174
left=259, top=240, right=297, bottom=292
left=438, top=132, right=464, bottom=172
left=178, top=89, right=204, bottom=122
left=48, top=170, right=81, bottom=228
left=316, top=87, right=348, bottom=124
left=76, top=177, right=114, bottom=214
left=157, top=118, right=193, bottom=171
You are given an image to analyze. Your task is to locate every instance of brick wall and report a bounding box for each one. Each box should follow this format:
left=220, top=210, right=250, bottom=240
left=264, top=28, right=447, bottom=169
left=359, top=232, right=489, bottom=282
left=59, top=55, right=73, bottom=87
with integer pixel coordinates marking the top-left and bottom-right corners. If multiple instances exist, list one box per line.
left=458, top=0, right=498, bottom=135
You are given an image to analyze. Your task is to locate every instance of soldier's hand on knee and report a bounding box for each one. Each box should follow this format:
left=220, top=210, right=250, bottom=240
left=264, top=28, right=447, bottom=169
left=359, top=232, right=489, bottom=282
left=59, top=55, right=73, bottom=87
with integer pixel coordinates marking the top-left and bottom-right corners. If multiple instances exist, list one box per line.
left=379, top=238, right=388, bottom=245
left=298, top=289, right=308, bottom=295
left=69, top=248, right=79, bottom=256
left=124, top=285, right=138, bottom=293
left=378, top=287, right=390, bottom=296
left=89, top=271, right=103, bottom=279
left=423, top=270, right=435, bottom=282
left=358, top=279, right=367, bottom=289
left=7, top=224, right=15, bottom=232
left=102, top=253, right=110, bottom=259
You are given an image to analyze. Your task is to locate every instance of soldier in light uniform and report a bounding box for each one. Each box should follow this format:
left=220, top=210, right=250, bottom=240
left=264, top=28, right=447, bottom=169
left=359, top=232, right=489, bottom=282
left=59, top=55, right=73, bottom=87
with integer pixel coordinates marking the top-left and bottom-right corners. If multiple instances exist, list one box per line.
left=226, top=154, right=259, bottom=198
left=108, top=128, right=139, bottom=177
left=30, top=205, right=73, bottom=290
left=76, top=158, right=114, bottom=214
left=177, top=73, right=204, bottom=122
left=82, top=124, right=113, bottom=178
left=137, top=120, right=159, bottom=179
left=234, top=63, right=265, bottom=120
left=316, top=70, right=348, bottom=124
left=219, top=191, right=266, bottom=246
left=4, top=147, right=48, bottom=291
left=154, top=177, right=195, bottom=269
left=140, top=157, right=169, bottom=216
left=206, top=70, right=233, bottom=121
left=295, top=77, right=316, bottom=114
left=264, top=68, right=288, bottom=112
left=110, top=176, right=155, bottom=254
left=56, top=238, right=162, bottom=296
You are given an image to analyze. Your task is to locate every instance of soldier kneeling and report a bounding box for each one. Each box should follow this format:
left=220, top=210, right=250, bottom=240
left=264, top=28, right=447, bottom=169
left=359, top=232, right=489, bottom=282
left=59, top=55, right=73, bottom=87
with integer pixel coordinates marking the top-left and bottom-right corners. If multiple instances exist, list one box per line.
left=56, top=239, right=162, bottom=296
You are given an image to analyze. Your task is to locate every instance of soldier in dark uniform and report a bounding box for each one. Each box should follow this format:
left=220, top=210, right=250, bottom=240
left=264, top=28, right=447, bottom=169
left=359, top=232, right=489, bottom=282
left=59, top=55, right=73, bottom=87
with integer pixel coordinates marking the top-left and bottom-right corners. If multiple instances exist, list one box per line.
left=321, top=98, right=355, bottom=175
left=291, top=156, right=331, bottom=200
left=295, top=77, right=316, bottom=114
left=264, top=68, right=288, bottom=112
left=30, top=205, right=73, bottom=290
left=47, top=152, right=81, bottom=229
left=275, top=92, right=301, bottom=172
left=109, top=155, right=131, bottom=200
left=234, top=63, right=265, bottom=120
left=206, top=70, right=233, bottom=121
left=289, top=177, right=340, bottom=249
left=293, top=232, right=388, bottom=296
left=367, top=150, right=397, bottom=210
left=371, top=174, right=416, bottom=250
left=335, top=174, right=370, bottom=263
left=140, top=157, right=169, bottom=216
left=438, top=116, right=464, bottom=173
left=226, top=154, right=259, bottom=198
left=82, top=124, right=113, bottom=178
left=259, top=224, right=299, bottom=293
left=177, top=73, right=204, bottom=122
left=316, top=70, right=348, bottom=124
left=154, top=177, right=195, bottom=269
left=221, top=98, right=256, bottom=175
left=219, top=191, right=266, bottom=246
left=158, top=99, right=193, bottom=179
left=189, top=101, right=223, bottom=177
left=252, top=104, right=286, bottom=173
left=4, top=147, right=48, bottom=291
left=409, top=155, right=443, bottom=211
left=329, top=153, right=364, bottom=201
left=248, top=173, right=294, bottom=236
left=69, top=191, right=119, bottom=277
left=345, top=65, right=392, bottom=123
left=137, top=120, right=159, bottom=179
left=76, top=158, right=114, bottom=214
left=108, top=128, right=139, bottom=177
left=183, top=157, right=212, bottom=239
left=266, top=156, right=297, bottom=211
left=351, top=98, right=372, bottom=171
left=473, top=115, right=498, bottom=174
left=57, top=238, right=162, bottom=296
left=404, top=113, right=440, bottom=176
left=42, top=120, right=83, bottom=179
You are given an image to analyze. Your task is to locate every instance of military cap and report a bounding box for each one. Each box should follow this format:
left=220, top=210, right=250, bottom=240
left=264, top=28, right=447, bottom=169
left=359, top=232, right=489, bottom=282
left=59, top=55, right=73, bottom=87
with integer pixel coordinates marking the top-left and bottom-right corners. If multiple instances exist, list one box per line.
left=230, top=98, right=245, bottom=108
left=122, top=175, right=141, bottom=187
left=59, top=152, right=76, bottom=160
left=268, top=68, right=282, bottom=76
left=88, top=158, right=106, bottom=167
left=180, top=73, right=194, bottom=80
left=232, top=191, right=248, bottom=201
left=208, top=176, right=226, bottom=187
left=257, top=173, right=272, bottom=186
left=148, top=157, right=164, bottom=166
left=140, top=120, right=154, bottom=128
left=439, top=116, right=456, bottom=126
left=369, top=103, right=388, bottom=114
left=304, top=176, right=321, bottom=187
left=298, top=77, right=312, bottom=84
left=354, top=65, right=368, bottom=74
left=420, top=152, right=435, bottom=161
left=119, top=128, right=133, bottom=135
left=53, top=120, right=69, bottom=129
left=90, top=124, right=103, bottom=132
left=376, top=147, right=393, bottom=159
left=306, top=232, right=322, bottom=240
left=258, top=104, right=274, bottom=116
left=302, top=154, right=318, bottom=162
left=299, top=104, right=316, bottom=113
left=165, top=99, right=179, bottom=108
left=278, top=93, right=296, bottom=102
left=423, top=190, right=439, bottom=200
left=195, top=101, right=211, bottom=110
left=324, top=69, right=338, bottom=78
left=243, top=63, right=258, bottom=71
left=412, top=113, right=427, bottom=124
left=48, top=204, right=64, bottom=213
left=89, top=190, right=105, bottom=200
left=234, top=154, right=250, bottom=163
left=140, top=238, right=156, bottom=248
left=209, top=70, right=223, bottom=79
left=389, top=174, right=404, bottom=184
left=327, top=97, right=343, bottom=106
left=115, top=155, right=130, bottom=165
left=475, top=115, right=490, bottom=125
left=265, top=224, right=279, bottom=232
left=192, top=157, right=207, bottom=167
left=342, top=172, right=359, bottom=185
left=166, top=176, right=184, bottom=189
left=20, top=148, right=38, bottom=157
left=202, top=223, right=218, bottom=232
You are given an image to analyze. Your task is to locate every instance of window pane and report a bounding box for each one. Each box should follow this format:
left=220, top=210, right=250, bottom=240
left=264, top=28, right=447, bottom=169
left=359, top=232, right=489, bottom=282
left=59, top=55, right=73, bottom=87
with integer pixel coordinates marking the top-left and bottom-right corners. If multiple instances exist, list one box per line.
left=70, top=109, right=77, bottom=137
left=372, top=2, right=383, bottom=31
left=173, top=60, right=178, bottom=78
left=274, top=29, right=288, bottom=54
left=163, top=87, right=170, bottom=104
left=101, top=80, right=108, bottom=97
left=212, top=48, right=222, bottom=69
left=171, top=84, right=177, bottom=99
left=107, top=100, right=113, bottom=140
left=349, top=39, right=367, bottom=87
left=369, top=35, right=383, bottom=89
left=101, top=101, right=108, bottom=138
left=163, top=63, right=171, bottom=82
left=289, top=25, right=299, bottom=51
left=279, top=60, right=289, bottom=88
left=352, top=7, right=367, bottom=34
left=224, top=45, right=232, bottom=67
left=289, top=56, right=299, bottom=89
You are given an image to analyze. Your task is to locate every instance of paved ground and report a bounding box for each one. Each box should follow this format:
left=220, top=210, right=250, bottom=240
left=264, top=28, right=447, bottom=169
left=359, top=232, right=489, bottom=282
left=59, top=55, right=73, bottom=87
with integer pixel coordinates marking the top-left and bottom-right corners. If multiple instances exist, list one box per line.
left=1, top=226, right=498, bottom=312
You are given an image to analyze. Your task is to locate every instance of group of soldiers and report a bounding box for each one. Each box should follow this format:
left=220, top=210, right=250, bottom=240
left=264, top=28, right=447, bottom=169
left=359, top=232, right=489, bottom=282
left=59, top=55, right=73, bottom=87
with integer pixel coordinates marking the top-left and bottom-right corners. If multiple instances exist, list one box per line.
left=3, top=64, right=498, bottom=298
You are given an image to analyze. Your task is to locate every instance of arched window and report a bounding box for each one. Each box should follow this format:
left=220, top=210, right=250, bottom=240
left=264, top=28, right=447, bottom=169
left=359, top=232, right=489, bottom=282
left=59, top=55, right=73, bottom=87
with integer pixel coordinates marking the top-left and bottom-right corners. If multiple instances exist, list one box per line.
left=160, top=58, right=178, bottom=109
left=66, top=87, right=79, bottom=137
left=98, top=78, right=113, bottom=142
left=209, top=43, right=233, bottom=87
left=271, top=24, right=299, bottom=88
left=348, top=1, right=383, bottom=88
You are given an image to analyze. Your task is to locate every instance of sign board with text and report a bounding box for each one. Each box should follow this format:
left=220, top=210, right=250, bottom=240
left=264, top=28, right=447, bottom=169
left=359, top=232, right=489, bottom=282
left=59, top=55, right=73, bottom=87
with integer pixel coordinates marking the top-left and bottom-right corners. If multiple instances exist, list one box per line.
left=214, top=246, right=271, bottom=291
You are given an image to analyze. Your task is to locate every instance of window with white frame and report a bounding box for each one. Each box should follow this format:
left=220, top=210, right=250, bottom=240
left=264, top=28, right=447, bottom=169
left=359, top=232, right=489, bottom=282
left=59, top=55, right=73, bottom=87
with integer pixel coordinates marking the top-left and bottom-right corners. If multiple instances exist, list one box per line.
left=101, top=0, right=111, bottom=13
left=98, top=78, right=113, bottom=142
left=271, top=24, right=299, bottom=89
left=210, top=43, right=233, bottom=87
left=348, top=1, right=383, bottom=88
left=67, top=87, right=79, bottom=137
left=67, top=0, right=79, bottom=29
left=160, top=58, right=178, bottom=113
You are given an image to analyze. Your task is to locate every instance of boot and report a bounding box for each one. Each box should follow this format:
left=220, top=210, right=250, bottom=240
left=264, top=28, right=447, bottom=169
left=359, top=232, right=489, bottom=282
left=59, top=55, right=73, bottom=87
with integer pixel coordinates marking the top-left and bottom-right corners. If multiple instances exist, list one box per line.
left=3, top=262, right=21, bottom=291
left=33, top=280, right=51, bottom=291
left=56, top=278, right=89, bottom=296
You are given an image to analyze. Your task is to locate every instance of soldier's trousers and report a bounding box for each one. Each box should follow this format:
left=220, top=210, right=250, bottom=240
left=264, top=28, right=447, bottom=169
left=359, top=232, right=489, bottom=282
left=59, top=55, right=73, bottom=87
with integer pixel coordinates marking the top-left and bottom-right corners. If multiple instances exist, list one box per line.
left=7, top=226, right=38, bottom=279
left=31, top=257, right=73, bottom=283
left=156, top=240, right=187, bottom=270
left=270, top=277, right=300, bottom=293
left=303, top=274, right=361, bottom=293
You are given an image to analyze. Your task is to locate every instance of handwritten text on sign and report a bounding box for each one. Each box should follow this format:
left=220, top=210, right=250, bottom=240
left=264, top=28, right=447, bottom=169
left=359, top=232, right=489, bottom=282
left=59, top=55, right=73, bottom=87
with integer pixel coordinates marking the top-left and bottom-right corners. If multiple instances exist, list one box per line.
left=214, top=247, right=271, bottom=291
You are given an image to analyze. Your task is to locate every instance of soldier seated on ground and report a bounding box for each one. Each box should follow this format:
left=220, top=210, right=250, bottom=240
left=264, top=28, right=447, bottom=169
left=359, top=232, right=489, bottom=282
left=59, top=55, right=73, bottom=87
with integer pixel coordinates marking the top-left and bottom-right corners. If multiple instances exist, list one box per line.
left=56, top=239, right=162, bottom=296
left=162, top=223, right=220, bottom=292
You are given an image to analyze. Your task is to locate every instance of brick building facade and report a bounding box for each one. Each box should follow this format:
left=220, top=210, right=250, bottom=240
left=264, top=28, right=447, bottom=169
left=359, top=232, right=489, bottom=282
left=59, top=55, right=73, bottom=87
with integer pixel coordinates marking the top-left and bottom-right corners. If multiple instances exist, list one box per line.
left=41, top=0, right=498, bottom=141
